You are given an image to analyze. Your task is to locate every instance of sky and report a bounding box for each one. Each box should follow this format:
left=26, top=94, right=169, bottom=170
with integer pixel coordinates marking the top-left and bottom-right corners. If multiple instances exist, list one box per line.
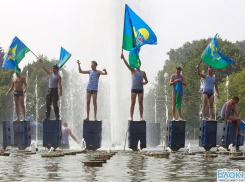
left=0, top=0, right=245, bottom=86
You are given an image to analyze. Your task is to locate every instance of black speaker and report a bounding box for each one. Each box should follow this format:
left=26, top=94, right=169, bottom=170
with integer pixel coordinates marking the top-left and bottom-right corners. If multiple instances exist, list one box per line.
left=199, top=120, right=217, bottom=151
left=13, top=121, right=31, bottom=150
left=128, top=121, right=146, bottom=151
left=0, top=121, right=11, bottom=149
left=166, top=120, right=186, bottom=151
left=43, top=119, right=62, bottom=149
left=83, top=120, right=102, bottom=151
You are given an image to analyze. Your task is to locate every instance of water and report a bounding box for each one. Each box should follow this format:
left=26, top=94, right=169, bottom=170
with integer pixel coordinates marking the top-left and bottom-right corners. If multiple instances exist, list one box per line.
left=1, top=140, right=244, bottom=181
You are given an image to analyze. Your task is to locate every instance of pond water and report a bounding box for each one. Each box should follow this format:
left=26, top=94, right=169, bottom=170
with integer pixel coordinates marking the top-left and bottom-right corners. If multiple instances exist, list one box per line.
left=0, top=140, right=244, bottom=182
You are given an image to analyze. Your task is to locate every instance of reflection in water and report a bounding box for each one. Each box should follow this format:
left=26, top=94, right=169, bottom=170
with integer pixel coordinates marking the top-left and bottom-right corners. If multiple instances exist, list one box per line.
left=0, top=143, right=245, bottom=181
left=127, top=153, right=146, bottom=181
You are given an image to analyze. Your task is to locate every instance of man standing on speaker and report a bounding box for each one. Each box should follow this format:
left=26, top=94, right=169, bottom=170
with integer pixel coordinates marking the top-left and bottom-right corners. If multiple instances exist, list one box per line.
left=77, top=60, right=107, bottom=121
left=39, top=59, right=62, bottom=120
left=197, top=64, right=219, bottom=121
left=121, top=53, right=148, bottom=121
left=6, top=69, right=28, bottom=121
left=169, top=66, right=187, bottom=121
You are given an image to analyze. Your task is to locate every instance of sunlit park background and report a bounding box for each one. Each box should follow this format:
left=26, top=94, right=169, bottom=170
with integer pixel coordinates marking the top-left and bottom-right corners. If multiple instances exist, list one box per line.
left=1, top=0, right=245, bottom=143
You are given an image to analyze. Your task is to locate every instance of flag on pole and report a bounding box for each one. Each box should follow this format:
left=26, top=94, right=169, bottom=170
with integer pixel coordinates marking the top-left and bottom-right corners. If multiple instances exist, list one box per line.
left=175, top=81, right=182, bottom=110
left=201, top=35, right=234, bottom=69
left=122, top=4, right=157, bottom=69
left=2, top=37, right=29, bottom=74
left=58, top=47, right=71, bottom=70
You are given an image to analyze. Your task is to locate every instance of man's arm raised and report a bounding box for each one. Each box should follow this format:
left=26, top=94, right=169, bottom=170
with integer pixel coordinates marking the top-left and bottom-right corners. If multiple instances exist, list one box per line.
left=196, top=64, right=206, bottom=79
left=39, top=59, right=51, bottom=75
left=121, top=54, right=134, bottom=73
left=77, top=60, right=90, bottom=74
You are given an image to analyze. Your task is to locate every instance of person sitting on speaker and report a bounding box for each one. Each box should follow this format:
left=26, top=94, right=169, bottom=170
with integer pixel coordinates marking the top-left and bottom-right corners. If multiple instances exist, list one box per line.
left=169, top=66, right=187, bottom=121
left=77, top=60, right=107, bottom=121
left=6, top=69, right=28, bottom=121
left=61, top=123, right=80, bottom=149
left=221, top=96, right=245, bottom=136
left=120, top=53, right=148, bottom=121
left=197, top=64, right=219, bottom=121
left=39, top=59, right=62, bottom=120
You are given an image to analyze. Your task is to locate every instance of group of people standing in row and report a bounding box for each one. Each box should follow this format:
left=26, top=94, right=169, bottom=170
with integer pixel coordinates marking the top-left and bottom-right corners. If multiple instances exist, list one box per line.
left=5, top=55, right=244, bottom=143
left=170, top=62, right=244, bottom=136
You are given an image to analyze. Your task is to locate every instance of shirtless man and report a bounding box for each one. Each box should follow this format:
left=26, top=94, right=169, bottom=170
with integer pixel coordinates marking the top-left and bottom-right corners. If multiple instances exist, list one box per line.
left=197, top=64, right=219, bottom=121
left=61, top=123, right=80, bottom=149
left=221, top=96, right=244, bottom=136
left=77, top=60, right=107, bottom=121
left=121, top=54, right=148, bottom=121
left=39, top=59, right=62, bottom=120
left=6, top=69, right=27, bottom=121
left=169, top=66, right=187, bottom=121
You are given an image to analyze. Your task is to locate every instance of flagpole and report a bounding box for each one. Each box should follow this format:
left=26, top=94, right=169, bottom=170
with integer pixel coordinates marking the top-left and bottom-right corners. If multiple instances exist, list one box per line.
left=121, top=4, right=126, bottom=55
left=72, top=55, right=78, bottom=61
left=198, top=59, right=202, bottom=65
left=29, top=49, right=38, bottom=58
left=16, top=36, right=38, bottom=58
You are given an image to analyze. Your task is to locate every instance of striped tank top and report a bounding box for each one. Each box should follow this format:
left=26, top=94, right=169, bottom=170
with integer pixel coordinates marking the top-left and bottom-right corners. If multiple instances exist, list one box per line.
left=87, top=70, right=99, bottom=91
left=132, top=70, right=144, bottom=90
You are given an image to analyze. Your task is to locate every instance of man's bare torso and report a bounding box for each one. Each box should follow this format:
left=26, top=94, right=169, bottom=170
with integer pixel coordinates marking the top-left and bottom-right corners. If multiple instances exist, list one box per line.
left=13, top=76, right=25, bottom=91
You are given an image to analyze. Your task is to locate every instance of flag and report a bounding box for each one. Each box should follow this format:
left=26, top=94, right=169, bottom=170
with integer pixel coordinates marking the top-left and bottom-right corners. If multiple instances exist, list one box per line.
left=201, top=35, right=234, bottom=69
left=241, top=120, right=245, bottom=129
left=58, top=47, right=71, bottom=70
left=2, top=37, right=29, bottom=74
left=175, top=81, right=182, bottom=110
left=122, top=4, right=157, bottom=69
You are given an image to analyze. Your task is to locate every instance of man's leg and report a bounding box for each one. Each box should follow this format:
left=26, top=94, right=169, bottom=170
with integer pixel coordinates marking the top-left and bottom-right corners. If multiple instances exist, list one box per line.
left=130, top=93, right=137, bottom=121
left=178, top=96, right=183, bottom=121
left=228, top=115, right=245, bottom=136
left=19, top=96, right=26, bottom=121
left=14, top=96, right=20, bottom=121
left=138, top=93, right=144, bottom=121
left=46, top=91, right=52, bottom=120
left=85, top=92, right=92, bottom=120
left=53, top=91, right=59, bottom=120
left=172, top=95, right=176, bottom=121
left=92, top=93, right=98, bottom=121
left=202, top=94, right=208, bottom=120
left=208, top=95, right=214, bottom=121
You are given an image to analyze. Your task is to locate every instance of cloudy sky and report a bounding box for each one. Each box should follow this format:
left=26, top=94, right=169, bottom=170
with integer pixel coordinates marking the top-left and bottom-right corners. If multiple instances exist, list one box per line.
left=0, top=0, right=245, bottom=84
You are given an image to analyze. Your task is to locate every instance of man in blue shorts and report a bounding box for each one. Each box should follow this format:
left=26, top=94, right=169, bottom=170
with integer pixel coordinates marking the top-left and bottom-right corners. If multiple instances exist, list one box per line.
left=197, top=63, right=219, bottom=121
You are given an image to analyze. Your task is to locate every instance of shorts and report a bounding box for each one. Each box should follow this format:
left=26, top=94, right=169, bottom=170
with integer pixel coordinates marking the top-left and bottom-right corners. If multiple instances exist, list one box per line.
left=172, top=90, right=183, bottom=96
left=203, top=92, right=213, bottom=98
left=87, top=90, right=98, bottom=94
left=14, top=90, right=24, bottom=97
left=131, top=89, right=144, bottom=94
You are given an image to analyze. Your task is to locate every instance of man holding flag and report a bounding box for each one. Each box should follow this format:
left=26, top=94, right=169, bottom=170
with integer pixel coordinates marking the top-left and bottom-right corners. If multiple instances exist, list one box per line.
left=2, top=36, right=30, bottom=121
left=197, top=64, right=219, bottom=121
left=121, top=53, right=148, bottom=121
left=39, top=59, right=62, bottom=120
left=121, top=4, right=156, bottom=121
left=6, top=69, right=28, bottom=121
left=169, top=66, right=187, bottom=121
